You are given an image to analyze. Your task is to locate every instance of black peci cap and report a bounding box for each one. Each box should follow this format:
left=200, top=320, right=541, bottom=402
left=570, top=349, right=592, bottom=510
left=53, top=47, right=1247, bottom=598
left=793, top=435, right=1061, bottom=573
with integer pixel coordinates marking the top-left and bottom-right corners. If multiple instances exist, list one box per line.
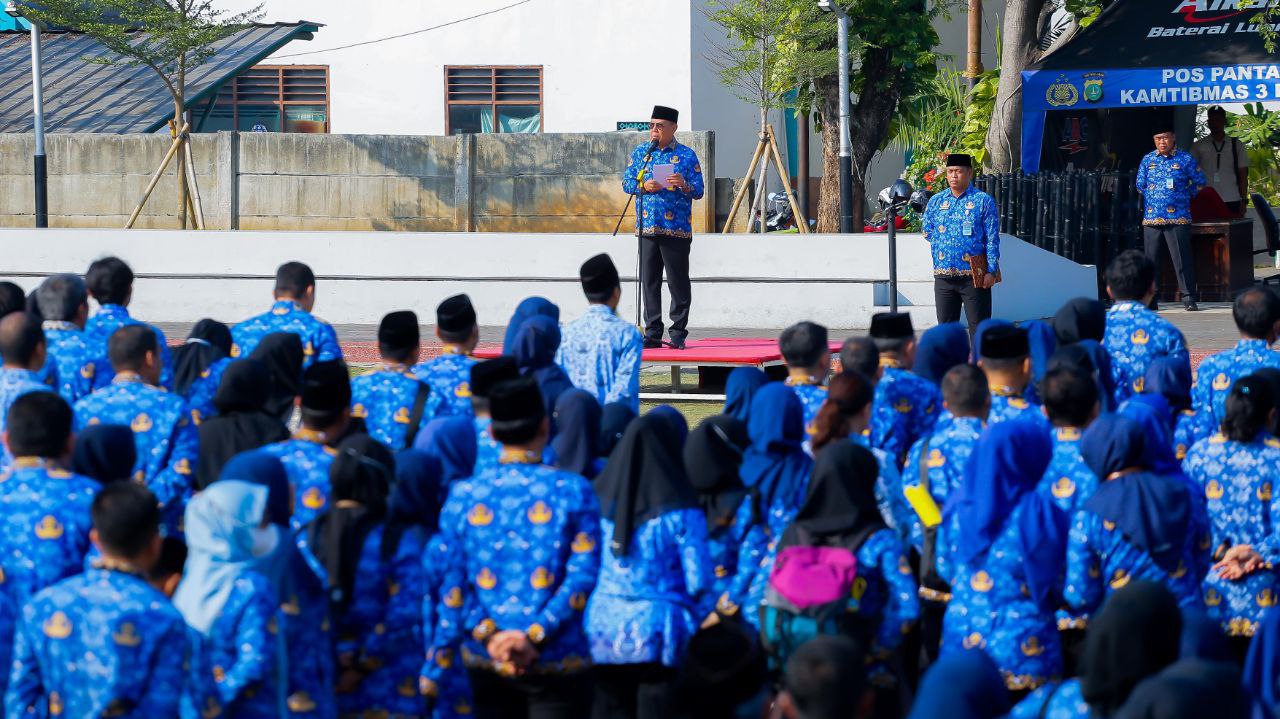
left=945, top=153, right=973, bottom=168
left=300, top=359, right=351, bottom=411
left=489, top=375, right=545, bottom=428
left=378, top=310, right=419, bottom=351
left=436, top=294, right=477, bottom=335
left=651, top=105, right=679, bottom=123
left=470, top=356, right=520, bottom=399
left=580, top=254, right=620, bottom=297
left=869, top=312, right=914, bottom=340
left=980, top=325, right=1030, bottom=360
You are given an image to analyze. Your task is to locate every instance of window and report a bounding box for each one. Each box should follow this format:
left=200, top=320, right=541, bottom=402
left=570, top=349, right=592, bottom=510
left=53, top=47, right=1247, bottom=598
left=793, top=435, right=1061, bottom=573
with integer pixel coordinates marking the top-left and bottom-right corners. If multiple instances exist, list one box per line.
left=445, top=66, right=542, bottom=135
left=191, top=65, right=330, bottom=133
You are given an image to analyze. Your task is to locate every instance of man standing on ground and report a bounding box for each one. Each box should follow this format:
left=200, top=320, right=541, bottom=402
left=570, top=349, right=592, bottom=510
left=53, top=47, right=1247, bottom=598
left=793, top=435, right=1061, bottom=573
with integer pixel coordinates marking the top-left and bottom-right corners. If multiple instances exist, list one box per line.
left=1190, top=106, right=1249, bottom=217
left=232, top=261, right=342, bottom=366
left=1137, top=123, right=1206, bottom=311
left=922, top=154, right=1000, bottom=336
left=621, top=105, right=705, bottom=350
left=83, top=256, right=174, bottom=389
left=558, top=254, right=644, bottom=412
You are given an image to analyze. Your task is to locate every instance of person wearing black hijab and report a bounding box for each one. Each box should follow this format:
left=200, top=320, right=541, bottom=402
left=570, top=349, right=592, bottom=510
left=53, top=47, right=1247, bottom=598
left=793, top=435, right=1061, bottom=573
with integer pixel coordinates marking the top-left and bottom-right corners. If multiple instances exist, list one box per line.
left=71, top=424, right=137, bottom=484
left=587, top=412, right=713, bottom=719
left=172, top=319, right=232, bottom=396
left=1053, top=298, right=1107, bottom=345
left=250, top=332, right=305, bottom=427
left=1114, top=659, right=1250, bottom=719
left=196, top=359, right=290, bottom=489
left=599, top=401, right=638, bottom=458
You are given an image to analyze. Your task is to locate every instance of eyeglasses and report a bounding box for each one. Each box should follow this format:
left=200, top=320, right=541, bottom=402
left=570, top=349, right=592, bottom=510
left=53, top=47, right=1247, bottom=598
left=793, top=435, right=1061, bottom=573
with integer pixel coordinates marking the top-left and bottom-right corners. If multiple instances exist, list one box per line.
left=649, top=122, right=672, bottom=129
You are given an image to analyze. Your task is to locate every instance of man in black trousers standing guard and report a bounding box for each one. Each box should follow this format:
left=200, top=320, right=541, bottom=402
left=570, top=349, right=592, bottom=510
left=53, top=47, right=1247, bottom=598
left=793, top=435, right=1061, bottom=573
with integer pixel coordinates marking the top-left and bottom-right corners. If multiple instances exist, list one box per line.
left=621, top=105, right=705, bottom=350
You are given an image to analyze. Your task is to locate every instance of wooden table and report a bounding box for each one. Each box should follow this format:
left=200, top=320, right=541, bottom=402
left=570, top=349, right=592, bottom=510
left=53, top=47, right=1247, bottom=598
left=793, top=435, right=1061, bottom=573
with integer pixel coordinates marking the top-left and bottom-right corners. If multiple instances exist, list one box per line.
left=1155, top=219, right=1254, bottom=303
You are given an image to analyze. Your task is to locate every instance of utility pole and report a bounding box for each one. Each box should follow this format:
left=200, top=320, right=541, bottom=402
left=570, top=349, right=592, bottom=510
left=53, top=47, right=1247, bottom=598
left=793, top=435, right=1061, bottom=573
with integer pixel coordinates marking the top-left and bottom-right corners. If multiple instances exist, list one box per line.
left=818, top=0, right=853, bottom=233
left=966, top=0, right=983, bottom=89
left=6, top=2, right=47, bottom=227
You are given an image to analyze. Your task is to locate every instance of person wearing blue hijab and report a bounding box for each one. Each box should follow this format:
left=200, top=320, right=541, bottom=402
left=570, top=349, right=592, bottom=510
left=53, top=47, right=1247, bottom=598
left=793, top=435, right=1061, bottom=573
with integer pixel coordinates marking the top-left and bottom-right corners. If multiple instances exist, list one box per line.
left=909, top=649, right=1010, bottom=719
left=913, top=322, right=970, bottom=387
left=1065, top=414, right=1206, bottom=619
left=502, top=297, right=559, bottom=355
left=723, top=367, right=768, bottom=423
left=512, top=315, right=575, bottom=423
left=71, top=423, right=137, bottom=484
left=1023, top=319, right=1058, bottom=405
left=599, top=401, right=639, bottom=458
left=548, top=389, right=605, bottom=479
left=1048, top=340, right=1118, bottom=413
left=1244, top=607, right=1280, bottom=719
left=174, top=480, right=287, bottom=719
left=1143, top=355, right=1210, bottom=460
left=1118, top=394, right=1182, bottom=476
left=940, top=419, right=1067, bottom=694
left=415, top=416, right=479, bottom=498
left=738, top=383, right=813, bottom=539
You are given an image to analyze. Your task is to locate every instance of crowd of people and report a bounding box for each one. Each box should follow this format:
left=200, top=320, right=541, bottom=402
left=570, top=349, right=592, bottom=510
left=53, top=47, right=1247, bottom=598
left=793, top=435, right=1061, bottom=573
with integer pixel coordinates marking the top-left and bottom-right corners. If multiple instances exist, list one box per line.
left=0, top=247, right=1277, bottom=719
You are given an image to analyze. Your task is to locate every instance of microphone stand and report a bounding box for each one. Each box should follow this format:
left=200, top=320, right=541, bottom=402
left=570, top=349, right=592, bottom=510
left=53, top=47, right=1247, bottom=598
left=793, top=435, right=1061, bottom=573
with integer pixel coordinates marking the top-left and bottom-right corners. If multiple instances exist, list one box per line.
left=612, top=142, right=658, bottom=331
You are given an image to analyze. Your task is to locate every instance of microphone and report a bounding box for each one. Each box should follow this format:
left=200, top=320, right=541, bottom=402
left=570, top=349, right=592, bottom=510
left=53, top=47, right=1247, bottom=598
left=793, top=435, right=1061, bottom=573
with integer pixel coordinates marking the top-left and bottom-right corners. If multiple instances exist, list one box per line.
left=648, top=139, right=659, bottom=150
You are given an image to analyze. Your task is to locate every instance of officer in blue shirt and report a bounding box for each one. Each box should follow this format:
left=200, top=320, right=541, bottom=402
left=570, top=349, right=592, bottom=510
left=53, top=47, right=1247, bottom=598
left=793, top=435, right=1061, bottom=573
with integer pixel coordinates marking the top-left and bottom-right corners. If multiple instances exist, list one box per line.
left=352, top=310, right=437, bottom=451
left=34, top=274, right=105, bottom=405
left=977, top=324, right=1050, bottom=429
left=467, top=357, right=520, bottom=477
left=922, top=153, right=1001, bottom=335
left=1192, top=287, right=1280, bottom=433
left=232, top=261, right=342, bottom=368
left=84, top=256, right=175, bottom=389
left=868, top=312, right=942, bottom=468
left=558, top=254, right=644, bottom=412
left=780, top=321, right=830, bottom=434
left=622, top=105, right=705, bottom=350
left=413, top=294, right=480, bottom=419
left=1137, top=123, right=1207, bottom=311
left=1101, top=251, right=1190, bottom=407
left=6, top=482, right=188, bottom=719
left=262, top=360, right=350, bottom=530
left=0, top=313, right=53, bottom=471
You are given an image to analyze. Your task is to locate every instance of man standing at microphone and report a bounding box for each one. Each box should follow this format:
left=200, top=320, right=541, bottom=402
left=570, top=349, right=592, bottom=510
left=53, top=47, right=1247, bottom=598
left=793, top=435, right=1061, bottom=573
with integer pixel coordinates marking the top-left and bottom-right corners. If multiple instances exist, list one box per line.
left=621, top=105, right=705, bottom=350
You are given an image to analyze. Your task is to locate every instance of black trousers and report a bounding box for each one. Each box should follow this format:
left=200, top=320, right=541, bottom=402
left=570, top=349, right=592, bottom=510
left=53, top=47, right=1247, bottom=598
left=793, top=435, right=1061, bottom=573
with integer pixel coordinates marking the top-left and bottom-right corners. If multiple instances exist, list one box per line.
left=640, top=235, right=691, bottom=343
left=591, top=663, right=675, bottom=719
left=468, top=668, right=592, bottom=719
left=1143, top=224, right=1198, bottom=303
left=934, top=276, right=992, bottom=336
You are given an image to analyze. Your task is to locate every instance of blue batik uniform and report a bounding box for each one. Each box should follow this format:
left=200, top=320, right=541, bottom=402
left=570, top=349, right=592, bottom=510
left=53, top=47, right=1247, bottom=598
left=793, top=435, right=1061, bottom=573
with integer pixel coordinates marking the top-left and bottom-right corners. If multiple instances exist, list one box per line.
left=921, top=185, right=1001, bottom=277
left=852, top=530, right=921, bottom=689
left=191, top=573, right=285, bottom=719
left=1103, top=301, right=1189, bottom=406
left=261, top=430, right=337, bottom=531
left=1038, top=428, right=1098, bottom=516
left=939, top=504, right=1064, bottom=692
left=586, top=509, right=713, bottom=667
left=38, top=321, right=104, bottom=405
left=268, top=548, right=336, bottom=719
left=849, top=434, right=914, bottom=542
left=708, top=499, right=771, bottom=631
left=412, top=349, right=477, bottom=420
left=1193, top=339, right=1280, bottom=435
left=73, top=375, right=198, bottom=530
left=1137, top=149, right=1206, bottom=225
left=421, top=533, right=475, bottom=719
left=185, top=357, right=233, bottom=427
left=870, top=361, right=942, bottom=468
left=903, top=416, right=984, bottom=552
left=352, top=364, right=439, bottom=451
left=0, top=368, right=54, bottom=472
left=85, top=304, right=175, bottom=390
left=989, top=386, right=1050, bottom=429
left=785, top=377, right=827, bottom=436
left=1175, top=408, right=1213, bottom=461
left=472, top=417, right=502, bottom=478
left=433, top=455, right=601, bottom=676
left=0, top=459, right=98, bottom=608
left=6, top=567, right=189, bottom=719
left=557, top=305, right=644, bottom=412
left=622, top=141, right=706, bottom=239
left=1009, top=679, right=1090, bottom=719
left=1183, top=433, right=1280, bottom=637
left=231, top=300, right=342, bottom=369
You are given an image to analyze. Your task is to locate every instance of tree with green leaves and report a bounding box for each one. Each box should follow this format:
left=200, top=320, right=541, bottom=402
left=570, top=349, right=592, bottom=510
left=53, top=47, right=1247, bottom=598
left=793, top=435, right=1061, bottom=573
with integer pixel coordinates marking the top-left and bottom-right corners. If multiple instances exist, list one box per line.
left=19, top=0, right=263, bottom=228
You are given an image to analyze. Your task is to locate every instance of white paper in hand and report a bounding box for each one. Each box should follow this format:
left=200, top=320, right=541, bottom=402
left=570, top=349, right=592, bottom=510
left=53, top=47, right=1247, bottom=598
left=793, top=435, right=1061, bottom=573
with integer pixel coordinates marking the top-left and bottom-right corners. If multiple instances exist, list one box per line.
left=651, top=163, right=676, bottom=188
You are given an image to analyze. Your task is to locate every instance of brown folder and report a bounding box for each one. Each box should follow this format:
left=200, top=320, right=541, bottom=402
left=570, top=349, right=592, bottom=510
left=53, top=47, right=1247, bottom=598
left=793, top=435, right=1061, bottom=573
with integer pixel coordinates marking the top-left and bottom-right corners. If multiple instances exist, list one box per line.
left=964, top=253, right=1002, bottom=288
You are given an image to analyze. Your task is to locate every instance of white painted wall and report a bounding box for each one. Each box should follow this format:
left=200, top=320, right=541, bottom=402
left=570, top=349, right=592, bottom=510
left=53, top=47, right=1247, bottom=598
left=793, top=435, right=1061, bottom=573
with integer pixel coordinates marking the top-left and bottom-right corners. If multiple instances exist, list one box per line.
left=0, top=228, right=1095, bottom=329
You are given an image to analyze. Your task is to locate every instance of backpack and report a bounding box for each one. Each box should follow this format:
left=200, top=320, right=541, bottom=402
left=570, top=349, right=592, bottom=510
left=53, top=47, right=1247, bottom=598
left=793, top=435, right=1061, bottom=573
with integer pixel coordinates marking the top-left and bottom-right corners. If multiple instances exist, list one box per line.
left=759, top=545, right=861, bottom=668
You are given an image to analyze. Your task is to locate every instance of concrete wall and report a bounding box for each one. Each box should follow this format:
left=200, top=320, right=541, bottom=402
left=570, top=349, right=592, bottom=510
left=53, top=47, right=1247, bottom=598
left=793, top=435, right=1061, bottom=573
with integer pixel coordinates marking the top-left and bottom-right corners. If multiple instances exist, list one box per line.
left=0, top=130, right=716, bottom=233
left=0, top=228, right=1096, bottom=329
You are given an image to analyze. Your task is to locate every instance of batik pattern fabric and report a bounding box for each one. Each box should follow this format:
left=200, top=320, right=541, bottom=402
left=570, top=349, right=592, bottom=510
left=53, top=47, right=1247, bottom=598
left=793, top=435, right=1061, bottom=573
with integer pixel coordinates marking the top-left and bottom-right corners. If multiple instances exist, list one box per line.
left=621, top=141, right=706, bottom=239
left=988, top=387, right=1051, bottom=430
left=5, top=568, right=188, bottom=719
left=73, top=378, right=197, bottom=532
left=1103, top=301, right=1190, bottom=407
left=903, top=416, right=983, bottom=553
left=277, top=548, right=336, bottom=719
left=1008, top=679, right=1091, bottom=719
left=921, top=185, right=1001, bottom=276
left=472, top=417, right=502, bottom=478
left=184, top=357, right=232, bottom=427
left=708, top=498, right=772, bottom=632
left=1175, top=409, right=1213, bottom=461
left=557, top=305, right=644, bottom=413
left=851, top=529, right=921, bottom=689
left=411, top=351, right=477, bottom=420
left=0, top=368, right=54, bottom=473
left=585, top=509, right=713, bottom=667
left=784, top=378, right=827, bottom=438
left=1192, top=339, right=1280, bottom=436
left=700, top=499, right=769, bottom=623
left=0, top=460, right=98, bottom=606
left=231, top=300, right=342, bottom=370
left=1036, top=427, right=1099, bottom=629
left=870, top=364, right=942, bottom=469
left=193, top=573, right=285, bottom=719
left=433, top=459, right=601, bottom=676
left=38, top=323, right=104, bottom=405
left=420, top=533, right=475, bottom=719
left=85, top=304, right=175, bottom=390
left=849, top=435, right=914, bottom=543
left=261, top=432, right=337, bottom=531
left=938, top=503, right=1064, bottom=691
left=0, top=582, right=15, bottom=703
left=1136, top=149, right=1206, bottom=225
left=352, top=365, right=439, bottom=451
left=1183, top=434, right=1280, bottom=637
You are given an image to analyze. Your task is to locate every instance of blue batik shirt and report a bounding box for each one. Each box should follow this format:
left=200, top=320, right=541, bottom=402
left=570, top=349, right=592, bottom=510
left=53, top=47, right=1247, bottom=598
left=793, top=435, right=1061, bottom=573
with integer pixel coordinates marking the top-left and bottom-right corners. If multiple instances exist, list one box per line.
left=192, top=573, right=285, bottom=719
left=421, top=533, right=476, bottom=719
left=922, top=185, right=1001, bottom=276
left=261, top=430, right=337, bottom=530
left=585, top=509, right=713, bottom=668
left=785, top=377, right=827, bottom=437
left=1037, top=428, right=1099, bottom=517
left=1009, top=680, right=1090, bottom=719
left=621, top=141, right=706, bottom=239
left=1103, top=301, right=1189, bottom=406
left=273, top=547, right=335, bottom=719
left=0, top=368, right=54, bottom=473
left=185, top=357, right=233, bottom=427
left=6, top=568, right=188, bottom=719
left=1193, top=339, right=1280, bottom=436
left=231, top=300, right=342, bottom=369
left=989, top=386, right=1051, bottom=430
left=85, top=304, right=175, bottom=390
left=38, top=322, right=105, bottom=405
left=870, top=361, right=942, bottom=469
left=903, top=416, right=984, bottom=553
left=557, top=305, right=644, bottom=412
left=412, top=349, right=477, bottom=420
left=712, top=499, right=772, bottom=632
left=352, top=364, right=439, bottom=451
left=473, top=416, right=502, bottom=478
left=0, top=459, right=98, bottom=606
left=700, top=499, right=769, bottom=623
left=850, top=530, right=921, bottom=689
left=1175, top=409, right=1213, bottom=461
left=434, top=454, right=601, bottom=675
left=1137, top=149, right=1206, bottom=225
left=848, top=434, right=915, bottom=543
left=1183, top=433, right=1280, bottom=637
left=73, top=375, right=197, bottom=530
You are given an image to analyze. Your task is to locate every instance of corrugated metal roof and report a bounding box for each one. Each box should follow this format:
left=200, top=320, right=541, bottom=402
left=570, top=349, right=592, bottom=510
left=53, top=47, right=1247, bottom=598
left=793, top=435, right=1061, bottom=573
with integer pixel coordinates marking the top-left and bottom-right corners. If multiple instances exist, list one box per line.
left=0, top=21, right=320, bottom=134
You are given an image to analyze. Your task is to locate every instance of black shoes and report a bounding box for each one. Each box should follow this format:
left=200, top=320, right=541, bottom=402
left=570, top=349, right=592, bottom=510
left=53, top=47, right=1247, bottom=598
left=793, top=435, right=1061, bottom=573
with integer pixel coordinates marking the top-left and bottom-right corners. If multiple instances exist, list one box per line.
left=665, top=338, right=686, bottom=350
left=643, top=338, right=687, bottom=349
left=643, top=339, right=663, bottom=349
left=1184, top=301, right=1200, bottom=312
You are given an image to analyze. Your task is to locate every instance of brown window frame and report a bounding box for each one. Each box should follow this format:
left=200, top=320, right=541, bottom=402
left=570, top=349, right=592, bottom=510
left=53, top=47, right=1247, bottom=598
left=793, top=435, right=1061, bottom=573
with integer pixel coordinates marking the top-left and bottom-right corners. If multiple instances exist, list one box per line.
left=444, top=65, right=544, bottom=135
left=196, top=65, right=331, bottom=133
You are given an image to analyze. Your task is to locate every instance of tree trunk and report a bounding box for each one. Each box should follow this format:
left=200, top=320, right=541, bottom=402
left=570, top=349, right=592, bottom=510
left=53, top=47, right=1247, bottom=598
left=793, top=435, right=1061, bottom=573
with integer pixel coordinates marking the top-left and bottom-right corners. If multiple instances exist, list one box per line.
left=849, top=44, right=905, bottom=232
left=816, top=74, right=841, bottom=233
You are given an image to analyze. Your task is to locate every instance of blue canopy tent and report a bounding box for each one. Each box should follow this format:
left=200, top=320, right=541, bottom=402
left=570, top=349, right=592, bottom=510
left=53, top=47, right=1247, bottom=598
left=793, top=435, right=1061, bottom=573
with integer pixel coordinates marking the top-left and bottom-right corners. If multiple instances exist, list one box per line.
left=1021, top=0, right=1280, bottom=173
